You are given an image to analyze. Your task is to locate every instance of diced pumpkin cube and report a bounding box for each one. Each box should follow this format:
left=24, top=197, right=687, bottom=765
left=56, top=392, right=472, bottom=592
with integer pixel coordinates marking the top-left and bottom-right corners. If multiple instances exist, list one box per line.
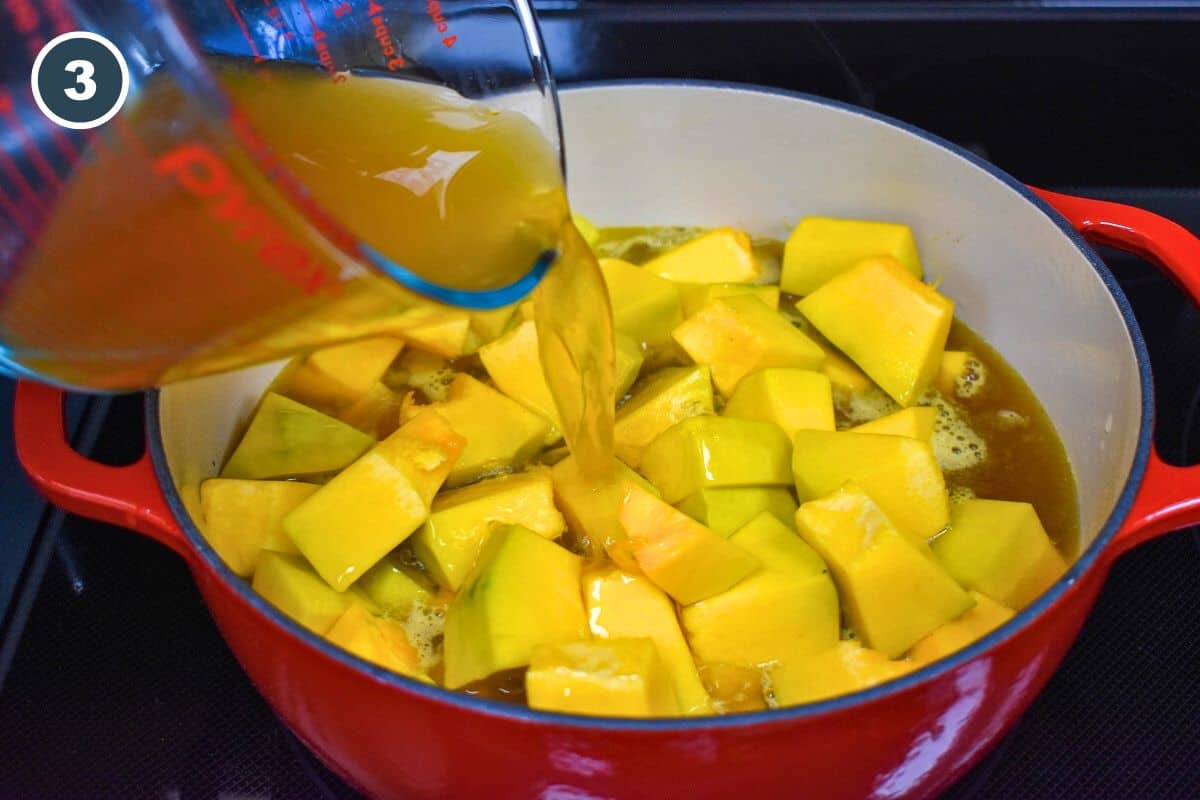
left=583, top=566, right=712, bottom=714
left=908, top=591, right=1014, bottom=664
left=851, top=407, right=936, bottom=442
left=682, top=513, right=840, bottom=668
left=614, top=366, right=714, bottom=468
left=619, top=483, right=760, bottom=605
left=416, top=374, right=550, bottom=488
left=797, top=257, right=953, bottom=406
left=571, top=213, right=601, bottom=248
left=307, top=337, right=406, bottom=398
left=640, top=416, right=793, bottom=504
left=673, top=295, right=825, bottom=397
left=792, top=429, right=949, bottom=542
left=770, top=641, right=915, bottom=706
left=411, top=469, right=565, bottom=591
left=222, top=393, right=374, bottom=480
left=699, top=663, right=767, bottom=713
left=552, top=456, right=658, bottom=565
left=468, top=305, right=519, bottom=350
left=442, top=525, right=588, bottom=688
left=477, top=318, right=566, bottom=429
left=780, top=217, right=923, bottom=296
left=355, top=553, right=436, bottom=615
left=199, top=478, right=317, bottom=577
left=643, top=227, right=760, bottom=284
left=821, top=349, right=873, bottom=395
left=480, top=320, right=642, bottom=438
left=675, top=487, right=797, bottom=538
left=273, top=337, right=404, bottom=415
left=723, top=368, right=835, bottom=438
left=339, top=381, right=403, bottom=438
left=600, top=257, right=684, bottom=353
left=326, top=603, right=431, bottom=681
left=526, top=638, right=679, bottom=717
left=795, top=484, right=973, bottom=657
left=389, top=306, right=474, bottom=359
left=252, top=551, right=357, bottom=634
left=678, top=283, right=780, bottom=318
left=612, top=333, right=646, bottom=399
left=931, top=499, right=1067, bottom=609
left=284, top=411, right=465, bottom=591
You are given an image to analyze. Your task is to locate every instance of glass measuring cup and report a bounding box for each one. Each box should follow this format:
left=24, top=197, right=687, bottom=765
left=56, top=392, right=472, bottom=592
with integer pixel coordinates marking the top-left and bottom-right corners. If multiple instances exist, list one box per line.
left=0, top=0, right=564, bottom=390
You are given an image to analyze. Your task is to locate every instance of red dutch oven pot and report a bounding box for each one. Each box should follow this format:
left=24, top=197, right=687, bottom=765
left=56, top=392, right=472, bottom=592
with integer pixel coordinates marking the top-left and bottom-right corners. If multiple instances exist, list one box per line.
left=12, top=84, right=1200, bottom=799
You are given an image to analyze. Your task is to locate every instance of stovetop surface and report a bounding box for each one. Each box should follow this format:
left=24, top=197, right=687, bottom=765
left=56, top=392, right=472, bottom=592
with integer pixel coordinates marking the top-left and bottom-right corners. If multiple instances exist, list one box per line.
left=2, top=5, right=1200, bottom=799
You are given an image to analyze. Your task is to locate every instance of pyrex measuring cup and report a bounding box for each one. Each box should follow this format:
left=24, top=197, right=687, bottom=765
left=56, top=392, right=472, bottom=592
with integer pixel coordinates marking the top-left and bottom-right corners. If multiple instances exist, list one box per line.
left=0, top=0, right=564, bottom=390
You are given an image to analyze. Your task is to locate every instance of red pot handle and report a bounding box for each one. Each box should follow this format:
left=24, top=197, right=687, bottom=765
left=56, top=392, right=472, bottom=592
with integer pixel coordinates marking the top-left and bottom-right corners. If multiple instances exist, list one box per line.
left=1033, top=187, right=1200, bottom=560
left=12, top=381, right=190, bottom=559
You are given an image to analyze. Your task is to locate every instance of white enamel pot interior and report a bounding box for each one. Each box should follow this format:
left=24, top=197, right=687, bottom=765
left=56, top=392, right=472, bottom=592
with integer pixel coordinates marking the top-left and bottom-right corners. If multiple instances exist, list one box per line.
left=156, top=80, right=1148, bottom=710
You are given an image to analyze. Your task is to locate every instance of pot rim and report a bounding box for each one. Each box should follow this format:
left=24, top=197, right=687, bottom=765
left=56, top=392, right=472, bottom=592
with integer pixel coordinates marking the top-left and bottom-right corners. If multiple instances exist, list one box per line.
left=146, top=78, right=1154, bottom=731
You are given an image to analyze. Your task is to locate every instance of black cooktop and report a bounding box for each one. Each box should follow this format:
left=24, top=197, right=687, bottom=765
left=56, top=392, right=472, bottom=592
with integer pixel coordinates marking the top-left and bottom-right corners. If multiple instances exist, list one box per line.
left=3, top=4, right=1200, bottom=798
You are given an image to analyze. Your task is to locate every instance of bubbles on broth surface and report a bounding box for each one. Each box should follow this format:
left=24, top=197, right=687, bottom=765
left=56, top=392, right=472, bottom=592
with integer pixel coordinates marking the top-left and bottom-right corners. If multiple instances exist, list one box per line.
left=400, top=601, right=446, bottom=672
left=928, top=392, right=988, bottom=472
left=954, top=356, right=987, bottom=399
left=839, top=386, right=900, bottom=425
left=948, top=485, right=978, bottom=504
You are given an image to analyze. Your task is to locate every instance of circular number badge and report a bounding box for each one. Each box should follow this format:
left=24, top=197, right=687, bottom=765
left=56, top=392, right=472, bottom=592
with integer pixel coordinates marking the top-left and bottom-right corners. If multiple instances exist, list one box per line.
left=31, top=31, right=130, bottom=130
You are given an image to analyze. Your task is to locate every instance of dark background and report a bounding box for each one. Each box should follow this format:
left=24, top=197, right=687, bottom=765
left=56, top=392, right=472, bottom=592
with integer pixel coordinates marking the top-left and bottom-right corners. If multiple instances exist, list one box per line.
left=2, top=2, right=1199, bottom=798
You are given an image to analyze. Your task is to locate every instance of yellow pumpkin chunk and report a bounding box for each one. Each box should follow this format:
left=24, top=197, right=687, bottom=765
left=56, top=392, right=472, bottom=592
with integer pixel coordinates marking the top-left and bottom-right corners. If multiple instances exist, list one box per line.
left=339, top=381, right=402, bottom=438
left=851, top=407, right=937, bottom=442
left=443, top=525, right=588, bottom=688
left=600, top=257, right=684, bottom=353
left=699, top=663, right=767, bottom=713
left=821, top=349, right=873, bottom=395
left=770, top=641, right=915, bottom=706
left=325, top=603, right=432, bottom=682
left=411, top=469, right=565, bottom=591
left=795, top=484, right=973, bottom=657
left=583, top=566, right=713, bottom=714
left=678, top=283, right=780, bottom=318
left=199, top=479, right=317, bottom=577
left=797, top=256, right=952, bottom=405
left=222, top=393, right=374, bottom=480
left=931, top=499, right=1067, bottom=609
left=278, top=337, right=405, bottom=414
left=682, top=513, right=840, bottom=668
left=526, top=638, right=680, bottom=717
left=620, top=483, right=760, bottom=605
left=643, top=227, right=760, bottom=283
left=613, top=366, right=714, bottom=468
left=551, top=456, right=658, bottom=566
left=640, top=416, right=793, bottom=504
left=480, top=320, right=644, bottom=437
left=307, top=337, right=406, bottom=399
left=723, top=368, right=835, bottom=438
left=251, top=551, right=357, bottom=635
left=792, top=429, right=949, bottom=543
left=412, top=374, right=550, bottom=488
left=781, top=216, right=923, bottom=296
left=908, top=591, right=1014, bottom=664
left=672, top=295, right=825, bottom=397
left=355, top=553, right=437, bottom=616
left=391, top=307, right=474, bottom=359
left=675, top=487, right=797, bottom=538
left=283, top=411, right=465, bottom=591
